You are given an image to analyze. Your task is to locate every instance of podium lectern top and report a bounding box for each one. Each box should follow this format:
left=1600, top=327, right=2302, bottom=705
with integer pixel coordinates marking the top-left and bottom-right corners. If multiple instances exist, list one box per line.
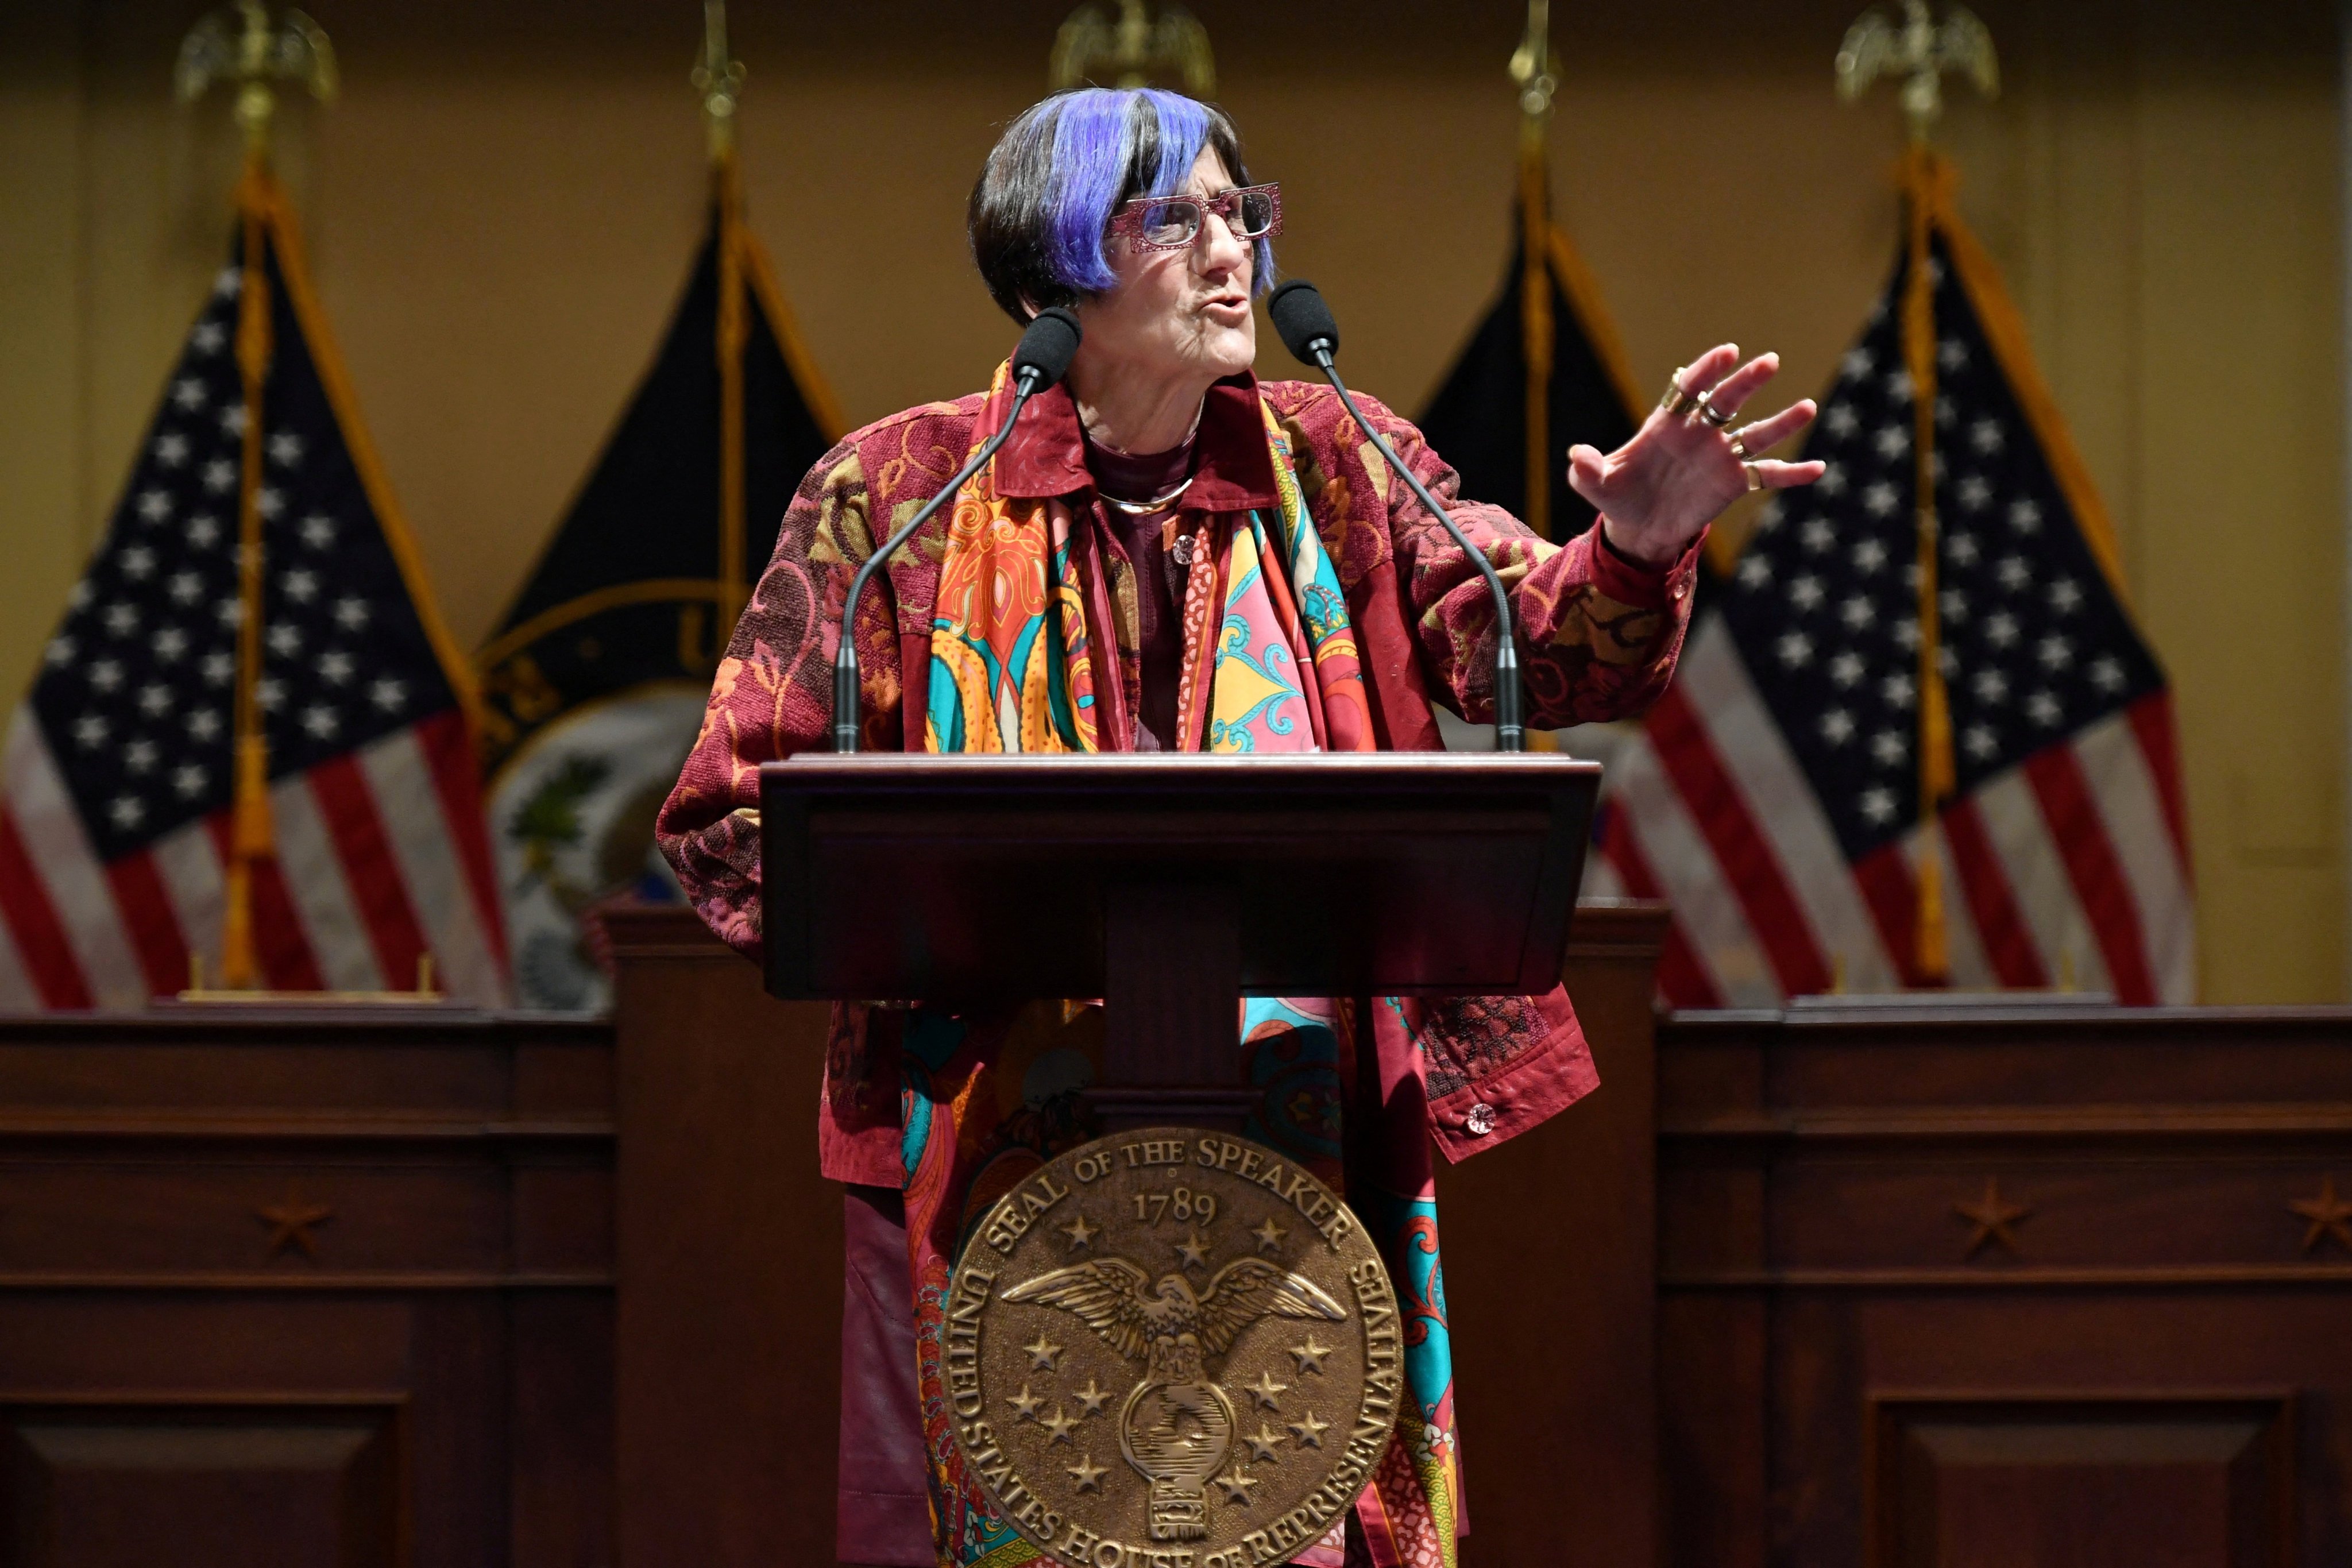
left=761, top=752, right=1598, bottom=1005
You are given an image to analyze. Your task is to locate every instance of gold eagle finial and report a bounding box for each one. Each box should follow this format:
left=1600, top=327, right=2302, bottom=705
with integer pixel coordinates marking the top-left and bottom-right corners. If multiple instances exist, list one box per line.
left=1508, top=0, right=1562, bottom=123
left=1836, top=0, right=1998, bottom=144
left=1049, top=0, right=1216, bottom=98
left=176, top=0, right=336, bottom=157
left=692, top=0, right=747, bottom=159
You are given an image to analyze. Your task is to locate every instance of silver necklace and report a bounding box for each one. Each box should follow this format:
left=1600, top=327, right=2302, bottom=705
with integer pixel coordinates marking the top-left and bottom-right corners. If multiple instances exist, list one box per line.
left=1084, top=401, right=1204, bottom=516
left=1102, top=473, right=1196, bottom=516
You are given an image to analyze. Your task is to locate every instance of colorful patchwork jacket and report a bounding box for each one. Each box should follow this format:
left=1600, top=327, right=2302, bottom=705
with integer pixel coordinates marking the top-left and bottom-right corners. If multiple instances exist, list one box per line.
left=655, top=371, right=1701, bottom=1185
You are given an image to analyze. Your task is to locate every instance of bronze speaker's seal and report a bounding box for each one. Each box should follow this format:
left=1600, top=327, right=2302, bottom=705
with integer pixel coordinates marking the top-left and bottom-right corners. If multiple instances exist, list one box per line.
left=944, top=1127, right=1402, bottom=1566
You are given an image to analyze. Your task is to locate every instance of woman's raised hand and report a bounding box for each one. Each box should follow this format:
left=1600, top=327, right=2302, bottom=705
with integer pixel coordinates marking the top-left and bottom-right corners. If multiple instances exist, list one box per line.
left=1566, top=343, right=1826, bottom=567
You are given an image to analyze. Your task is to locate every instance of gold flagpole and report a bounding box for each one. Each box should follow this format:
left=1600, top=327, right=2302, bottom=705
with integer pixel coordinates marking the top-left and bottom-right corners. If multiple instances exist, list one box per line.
left=1509, top=1, right=1559, bottom=542
left=696, top=1, right=751, bottom=636
left=1837, top=0, right=1997, bottom=985
left=176, top=1, right=336, bottom=990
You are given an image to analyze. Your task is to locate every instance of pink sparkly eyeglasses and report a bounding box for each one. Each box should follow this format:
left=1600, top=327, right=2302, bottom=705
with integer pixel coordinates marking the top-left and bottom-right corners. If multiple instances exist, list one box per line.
left=1105, top=184, right=1283, bottom=250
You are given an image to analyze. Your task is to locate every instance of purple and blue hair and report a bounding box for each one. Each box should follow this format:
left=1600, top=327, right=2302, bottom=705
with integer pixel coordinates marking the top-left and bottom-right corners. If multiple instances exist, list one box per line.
left=968, top=88, right=1274, bottom=325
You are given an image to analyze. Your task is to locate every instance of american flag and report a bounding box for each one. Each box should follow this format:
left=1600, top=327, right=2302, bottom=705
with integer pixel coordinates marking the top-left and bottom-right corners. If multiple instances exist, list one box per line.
left=1587, top=210, right=2194, bottom=1006
left=0, top=184, right=508, bottom=1006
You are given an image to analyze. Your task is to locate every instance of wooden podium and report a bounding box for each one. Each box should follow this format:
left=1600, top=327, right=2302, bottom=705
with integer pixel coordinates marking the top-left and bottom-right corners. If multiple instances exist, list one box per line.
left=759, top=752, right=1600, bottom=1125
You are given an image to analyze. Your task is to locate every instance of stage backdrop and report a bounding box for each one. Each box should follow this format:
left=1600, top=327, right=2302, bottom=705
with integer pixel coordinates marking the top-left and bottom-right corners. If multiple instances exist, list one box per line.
left=0, top=0, right=2341, bottom=1002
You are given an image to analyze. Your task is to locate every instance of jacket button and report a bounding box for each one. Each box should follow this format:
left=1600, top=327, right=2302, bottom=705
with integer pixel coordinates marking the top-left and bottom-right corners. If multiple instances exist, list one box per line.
left=1465, top=1102, right=1495, bottom=1136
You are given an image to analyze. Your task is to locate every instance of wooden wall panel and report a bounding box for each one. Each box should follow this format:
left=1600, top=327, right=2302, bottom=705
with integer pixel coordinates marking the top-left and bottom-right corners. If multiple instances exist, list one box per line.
left=1, top=1402, right=404, bottom=1568
left=1438, top=902, right=1670, bottom=1568
left=1866, top=1395, right=2293, bottom=1568
left=605, top=910, right=839, bottom=1568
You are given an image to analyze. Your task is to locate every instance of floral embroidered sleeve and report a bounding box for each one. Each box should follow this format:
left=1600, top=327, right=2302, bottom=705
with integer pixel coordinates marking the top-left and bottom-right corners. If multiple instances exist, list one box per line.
left=1342, top=389, right=1702, bottom=729
left=654, top=436, right=882, bottom=960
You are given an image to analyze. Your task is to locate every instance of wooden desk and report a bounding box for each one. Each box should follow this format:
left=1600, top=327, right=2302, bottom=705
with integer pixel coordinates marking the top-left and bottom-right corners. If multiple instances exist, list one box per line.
left=1659, top=1001, right=2352, bottom=1568
left=16, top=921, right=2350, bottom=1568
left=0, top=1004, right=613, bottom=1568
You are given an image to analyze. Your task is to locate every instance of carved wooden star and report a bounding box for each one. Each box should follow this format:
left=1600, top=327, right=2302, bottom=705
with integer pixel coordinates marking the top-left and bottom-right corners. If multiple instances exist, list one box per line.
left=1287, top=1409, right=1329, bottom=1447
left=1071, top=1377, right=1110, bottom=1417
left=1953, top=1177, right=2030, bottom=1258
left=1060, top=1212, right=1099, bottom=1251
left=1288, top=1334, right=1332, bottom=1375
left=1252, top=1215, right=1287, bottom=1253
left=257, top=1189, right=333, bottom=1260
left=1067, top=1454, right=1107, bottom=1493
left=1173, top=1229, right=1211, bottom=1270
left=1040, top=1406, right=1079, bottom=1445
left=1213, top=1465, right=1259, bottom=1504
left=1024, top=1334, right=1063, bottom=1372
left=2290, top=1175, right=2352, bottom=1255
left=1243, top=1422, right=1287, bottom=1462
left=1006, top=1384, right=1042, bottom=1420
left=1243, top=1370, right=1287, bottom=1411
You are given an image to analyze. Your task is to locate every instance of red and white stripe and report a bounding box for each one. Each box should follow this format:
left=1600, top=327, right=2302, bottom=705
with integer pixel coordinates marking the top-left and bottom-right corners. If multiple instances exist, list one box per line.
left=0, top=709, right=508, bottom=1009
left=1589, top=621, right=2196, bottom=1006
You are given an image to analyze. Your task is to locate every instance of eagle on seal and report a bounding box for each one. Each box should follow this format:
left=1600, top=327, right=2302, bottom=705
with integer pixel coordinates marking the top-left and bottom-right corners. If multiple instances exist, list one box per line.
left=1001, top=1256, right=1345, bottom=1385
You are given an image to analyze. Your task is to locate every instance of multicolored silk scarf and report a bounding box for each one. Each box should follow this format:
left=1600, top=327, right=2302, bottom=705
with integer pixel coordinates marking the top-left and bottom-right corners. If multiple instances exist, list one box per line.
left=899, top=365, right=1458, bottom=1568
left=925, top=364, right=1372, bottom=756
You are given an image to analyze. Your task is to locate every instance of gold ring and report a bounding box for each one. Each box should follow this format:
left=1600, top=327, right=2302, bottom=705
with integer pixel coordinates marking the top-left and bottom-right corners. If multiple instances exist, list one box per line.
left=1743, top=462, right=1764, bottom=492
left=1658, top=369, right=1706, bottom=420
left=1698, top=400, right=1737, bottom=428
left=1727, top=434, right=1751, bottom=461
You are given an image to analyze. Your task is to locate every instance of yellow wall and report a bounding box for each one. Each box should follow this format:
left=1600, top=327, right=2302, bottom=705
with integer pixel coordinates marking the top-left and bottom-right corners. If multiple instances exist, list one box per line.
left=0, top=0, right=2340, bottom=1000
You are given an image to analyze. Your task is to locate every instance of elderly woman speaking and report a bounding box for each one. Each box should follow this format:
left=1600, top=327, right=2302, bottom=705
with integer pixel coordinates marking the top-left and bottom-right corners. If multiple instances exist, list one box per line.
left=660, top=88, right=1817, bottom=1568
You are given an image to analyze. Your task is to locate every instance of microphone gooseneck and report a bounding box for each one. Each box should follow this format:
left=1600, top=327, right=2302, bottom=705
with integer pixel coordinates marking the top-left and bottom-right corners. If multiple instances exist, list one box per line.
left=831, top=308, right=1082, bottom=752
left=1267, top=280, right=1525, bottom=752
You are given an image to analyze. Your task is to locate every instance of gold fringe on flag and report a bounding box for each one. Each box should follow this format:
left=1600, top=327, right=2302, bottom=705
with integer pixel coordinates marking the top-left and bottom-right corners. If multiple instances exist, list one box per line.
left=223, top=163, right=276, bottom=990
left=1898, top=146, right=1958, bottom=984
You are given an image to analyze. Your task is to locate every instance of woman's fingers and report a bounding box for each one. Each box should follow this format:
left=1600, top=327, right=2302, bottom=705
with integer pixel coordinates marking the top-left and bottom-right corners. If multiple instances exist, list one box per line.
left=1750, top=458, right=1828, bottom=489
left=1672, top=343, right=1743, bottom=401
left=1565, top=443, right=1610, bottom=508
left=1733, top=400, right=1816, bottom=455
left=1694, top=352, right=1781, bottom=422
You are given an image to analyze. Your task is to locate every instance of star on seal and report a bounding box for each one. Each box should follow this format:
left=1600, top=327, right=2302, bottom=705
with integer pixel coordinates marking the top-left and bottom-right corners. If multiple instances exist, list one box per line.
left=1243, top=1370, right=1287, bottom=1411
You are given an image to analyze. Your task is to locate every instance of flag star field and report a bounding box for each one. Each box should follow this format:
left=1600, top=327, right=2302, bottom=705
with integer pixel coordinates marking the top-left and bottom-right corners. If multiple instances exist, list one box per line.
left=28, top=244, right=454, bottom=867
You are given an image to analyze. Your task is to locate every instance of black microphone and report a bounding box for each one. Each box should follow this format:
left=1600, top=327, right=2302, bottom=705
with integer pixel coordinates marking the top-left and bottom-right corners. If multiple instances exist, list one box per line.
left=1267, top=279, right=1526, bottom=752
left=831, top=307, right=1082, bottom=752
